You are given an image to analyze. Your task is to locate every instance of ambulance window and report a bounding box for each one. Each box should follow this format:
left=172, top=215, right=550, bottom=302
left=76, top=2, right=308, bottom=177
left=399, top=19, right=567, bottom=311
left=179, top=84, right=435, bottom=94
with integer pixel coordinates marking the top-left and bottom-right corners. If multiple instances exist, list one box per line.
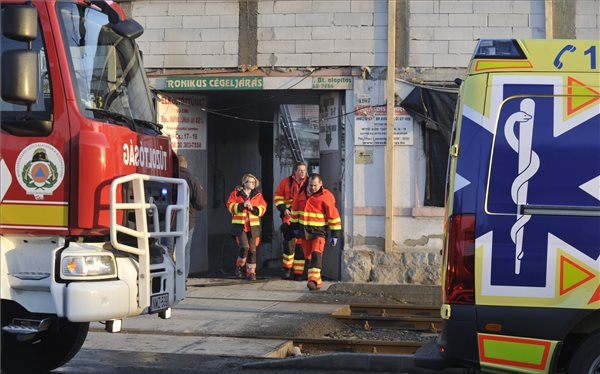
left=0, top=9, right=53, bottom=116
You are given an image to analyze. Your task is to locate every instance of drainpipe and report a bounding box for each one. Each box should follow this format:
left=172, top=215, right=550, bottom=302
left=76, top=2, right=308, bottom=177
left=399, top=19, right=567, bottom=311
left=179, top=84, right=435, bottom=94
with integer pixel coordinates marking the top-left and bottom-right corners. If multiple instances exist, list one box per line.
left=545, top=0, right=553, bottom=38
left=385, top=0, right=396, bottom=252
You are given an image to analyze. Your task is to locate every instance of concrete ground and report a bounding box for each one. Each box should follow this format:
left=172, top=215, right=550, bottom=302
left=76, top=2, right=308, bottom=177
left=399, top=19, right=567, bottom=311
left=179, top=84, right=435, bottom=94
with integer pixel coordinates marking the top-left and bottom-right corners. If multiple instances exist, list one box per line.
left=81, top=277, right=461, bottom=373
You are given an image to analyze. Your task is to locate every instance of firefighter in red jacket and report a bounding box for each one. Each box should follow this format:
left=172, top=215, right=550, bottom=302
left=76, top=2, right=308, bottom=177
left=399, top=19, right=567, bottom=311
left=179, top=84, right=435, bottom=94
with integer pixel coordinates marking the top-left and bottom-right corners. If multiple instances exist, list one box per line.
left=226, top=173, right=267, bottom=281
left=274, top=162, right=308, bottom=280
left=292, top=173, right=341, bottom=291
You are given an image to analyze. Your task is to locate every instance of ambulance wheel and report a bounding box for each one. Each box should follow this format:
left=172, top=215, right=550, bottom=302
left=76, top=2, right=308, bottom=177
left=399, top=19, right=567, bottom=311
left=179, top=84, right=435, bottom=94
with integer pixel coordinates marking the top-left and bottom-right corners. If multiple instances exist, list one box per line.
left=567, top=331, right=600, bottom=374
left=1, top=303, right=89, bottom=373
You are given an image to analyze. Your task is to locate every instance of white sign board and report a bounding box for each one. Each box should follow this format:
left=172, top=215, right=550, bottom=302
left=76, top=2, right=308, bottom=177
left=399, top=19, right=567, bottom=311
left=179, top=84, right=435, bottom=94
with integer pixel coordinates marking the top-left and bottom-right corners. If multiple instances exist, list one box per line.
left=157, top=94, right=207, bottom=150
left=354, top=106, right=414, bottom=146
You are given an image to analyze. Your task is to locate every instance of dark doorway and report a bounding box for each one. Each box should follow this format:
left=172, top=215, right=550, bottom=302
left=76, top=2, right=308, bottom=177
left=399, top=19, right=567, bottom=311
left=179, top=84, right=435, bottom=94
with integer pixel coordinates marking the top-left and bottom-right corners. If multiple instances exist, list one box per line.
left=203, top=90, right=324, bottom=277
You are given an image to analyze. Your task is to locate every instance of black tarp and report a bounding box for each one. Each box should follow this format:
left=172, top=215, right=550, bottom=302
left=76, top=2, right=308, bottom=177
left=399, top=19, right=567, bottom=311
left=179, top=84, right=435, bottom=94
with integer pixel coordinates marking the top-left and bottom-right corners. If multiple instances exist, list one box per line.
left=401, top=86, right=457, bottom=207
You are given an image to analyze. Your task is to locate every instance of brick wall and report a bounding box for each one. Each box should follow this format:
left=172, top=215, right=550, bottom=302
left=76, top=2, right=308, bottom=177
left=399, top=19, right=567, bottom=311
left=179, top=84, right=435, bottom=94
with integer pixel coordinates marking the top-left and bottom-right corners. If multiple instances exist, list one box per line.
left=129, top=0, right=598, bottom=73
left=133, top=1, right=239, bottom=68
left=408, top=0, right=547, bottom=69
left=256, top=0, right=387, bottom=67
left=576, top=0, right=600, bottom=39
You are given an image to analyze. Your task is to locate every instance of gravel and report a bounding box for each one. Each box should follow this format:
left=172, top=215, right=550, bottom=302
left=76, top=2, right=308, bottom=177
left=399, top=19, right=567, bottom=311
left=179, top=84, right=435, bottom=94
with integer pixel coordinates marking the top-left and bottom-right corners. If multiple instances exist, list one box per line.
left=325, top=324, right=438, bottom=343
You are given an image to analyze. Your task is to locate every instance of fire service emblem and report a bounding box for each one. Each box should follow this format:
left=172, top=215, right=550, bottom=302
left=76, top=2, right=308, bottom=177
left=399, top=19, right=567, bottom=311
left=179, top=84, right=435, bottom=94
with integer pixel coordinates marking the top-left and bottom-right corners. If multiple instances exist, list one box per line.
left=15, top=143, right=65, bottom=198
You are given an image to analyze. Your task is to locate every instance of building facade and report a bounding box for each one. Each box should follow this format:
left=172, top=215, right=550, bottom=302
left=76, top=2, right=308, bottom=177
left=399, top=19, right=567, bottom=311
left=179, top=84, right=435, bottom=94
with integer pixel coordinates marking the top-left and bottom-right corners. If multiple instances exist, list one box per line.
left=120, top=0, right=599, bottom=283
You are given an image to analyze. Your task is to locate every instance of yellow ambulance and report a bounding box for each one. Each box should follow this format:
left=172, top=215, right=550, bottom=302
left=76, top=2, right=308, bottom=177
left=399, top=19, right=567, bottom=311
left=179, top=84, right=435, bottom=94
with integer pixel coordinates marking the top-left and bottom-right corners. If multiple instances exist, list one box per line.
left=415, top=39, right=600, bottom=374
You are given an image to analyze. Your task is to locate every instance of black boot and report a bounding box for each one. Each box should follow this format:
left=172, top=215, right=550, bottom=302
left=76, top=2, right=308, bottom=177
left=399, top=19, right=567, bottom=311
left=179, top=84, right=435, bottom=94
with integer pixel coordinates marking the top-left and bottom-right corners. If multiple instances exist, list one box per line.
left=234, top=266, right=244, bottom=279
left=281, top=268, right=292, bottom=280
left=307, top=280, right=318, bottom=291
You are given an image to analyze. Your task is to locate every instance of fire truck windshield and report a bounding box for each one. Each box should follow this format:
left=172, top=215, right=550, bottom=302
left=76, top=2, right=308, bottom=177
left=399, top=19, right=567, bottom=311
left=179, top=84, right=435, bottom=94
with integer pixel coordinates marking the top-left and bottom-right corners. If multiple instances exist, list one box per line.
left=57, top=3, right=155, bottom=128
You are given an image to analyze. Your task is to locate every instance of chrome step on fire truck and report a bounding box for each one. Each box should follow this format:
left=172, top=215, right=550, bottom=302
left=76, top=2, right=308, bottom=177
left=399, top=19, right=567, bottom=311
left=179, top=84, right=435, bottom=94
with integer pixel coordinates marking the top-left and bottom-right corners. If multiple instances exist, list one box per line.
left=0, top=1, right=189, bottom=372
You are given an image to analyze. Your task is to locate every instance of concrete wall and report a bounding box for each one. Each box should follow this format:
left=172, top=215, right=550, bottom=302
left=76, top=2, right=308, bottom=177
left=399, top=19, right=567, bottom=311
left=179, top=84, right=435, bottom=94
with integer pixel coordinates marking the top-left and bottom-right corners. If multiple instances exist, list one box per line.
left=341, top=79, right=444, bottom=284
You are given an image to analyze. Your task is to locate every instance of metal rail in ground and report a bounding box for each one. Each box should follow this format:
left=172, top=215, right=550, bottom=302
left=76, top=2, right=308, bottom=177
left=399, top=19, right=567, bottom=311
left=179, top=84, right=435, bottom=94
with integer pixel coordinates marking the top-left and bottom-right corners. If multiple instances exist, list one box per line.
left=332, top=304, right=442, bottom=332
left=293, top=337, right=424, bottom=355
left=88, top=327, right=426, bottom=355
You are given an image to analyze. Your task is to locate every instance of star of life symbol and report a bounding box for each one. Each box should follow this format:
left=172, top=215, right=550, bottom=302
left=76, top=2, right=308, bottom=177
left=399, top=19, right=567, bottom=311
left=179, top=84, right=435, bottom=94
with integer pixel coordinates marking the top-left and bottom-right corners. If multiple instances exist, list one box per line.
left=15, top=143, right=65, bottom=199
left=463, top=75, right=599, bottom=303
left=504, top=99, right=539, bottom=274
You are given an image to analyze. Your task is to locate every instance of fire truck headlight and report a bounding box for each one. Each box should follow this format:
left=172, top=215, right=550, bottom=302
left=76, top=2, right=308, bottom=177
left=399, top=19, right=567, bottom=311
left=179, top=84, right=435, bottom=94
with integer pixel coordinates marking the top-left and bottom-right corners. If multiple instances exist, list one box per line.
left=61, top=255, right=116, bottom=279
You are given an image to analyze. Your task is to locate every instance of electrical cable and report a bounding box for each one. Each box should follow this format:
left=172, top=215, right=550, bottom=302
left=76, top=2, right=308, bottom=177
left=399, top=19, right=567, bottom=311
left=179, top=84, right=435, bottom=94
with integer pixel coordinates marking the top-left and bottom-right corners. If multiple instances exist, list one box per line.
left=395, top=76, right=459, bottom=93
left=209, top=68, right=322, bottom=112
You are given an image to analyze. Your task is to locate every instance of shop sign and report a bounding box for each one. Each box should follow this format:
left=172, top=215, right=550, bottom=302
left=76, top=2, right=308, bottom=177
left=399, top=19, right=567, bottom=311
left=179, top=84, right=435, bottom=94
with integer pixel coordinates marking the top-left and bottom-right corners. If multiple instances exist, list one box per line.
left=162, top=76, right=263, bottom=90
left=157, top=94, right=207, bottom=150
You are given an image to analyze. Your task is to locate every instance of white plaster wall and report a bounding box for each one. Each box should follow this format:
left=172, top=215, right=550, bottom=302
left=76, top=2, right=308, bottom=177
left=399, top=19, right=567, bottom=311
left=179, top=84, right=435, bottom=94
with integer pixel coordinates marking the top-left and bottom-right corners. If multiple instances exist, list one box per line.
left=347, top=78, right=442, bottom=252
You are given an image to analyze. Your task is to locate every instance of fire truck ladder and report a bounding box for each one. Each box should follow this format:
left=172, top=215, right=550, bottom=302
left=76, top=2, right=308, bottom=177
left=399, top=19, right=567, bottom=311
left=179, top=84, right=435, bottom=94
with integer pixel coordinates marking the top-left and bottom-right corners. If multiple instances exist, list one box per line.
left=279, top=105, right=304, bottom=163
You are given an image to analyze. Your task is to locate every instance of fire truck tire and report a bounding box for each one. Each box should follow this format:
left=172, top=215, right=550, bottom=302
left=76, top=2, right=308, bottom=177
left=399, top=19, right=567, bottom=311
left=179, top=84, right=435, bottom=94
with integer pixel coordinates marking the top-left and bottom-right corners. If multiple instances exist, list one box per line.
left=566, top=331, right=600, bottom=374
left=1, top=317, right=89, bottom=373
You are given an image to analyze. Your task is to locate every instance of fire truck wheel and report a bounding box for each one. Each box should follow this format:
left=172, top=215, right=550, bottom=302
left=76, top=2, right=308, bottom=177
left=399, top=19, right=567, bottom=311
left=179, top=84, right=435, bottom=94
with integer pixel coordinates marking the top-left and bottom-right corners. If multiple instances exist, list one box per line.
left=566, top=331, right=600, bottom=374
left=1, top=314, right=89, bottom=373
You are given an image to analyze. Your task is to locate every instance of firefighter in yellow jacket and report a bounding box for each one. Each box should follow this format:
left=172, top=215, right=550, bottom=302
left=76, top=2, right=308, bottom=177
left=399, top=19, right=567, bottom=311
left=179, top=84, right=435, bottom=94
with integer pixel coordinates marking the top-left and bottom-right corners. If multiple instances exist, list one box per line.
left=226, top=173, right=267, bottom=281
left=292, top=173, right=341, bottom=291
left=274, top=162, right=308, bottom=280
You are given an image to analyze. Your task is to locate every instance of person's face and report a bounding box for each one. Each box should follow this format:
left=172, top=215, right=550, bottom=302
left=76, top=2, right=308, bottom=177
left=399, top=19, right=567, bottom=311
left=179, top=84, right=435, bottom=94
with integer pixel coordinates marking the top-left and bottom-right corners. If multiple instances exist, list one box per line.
left=308, top=178, right=322, bottom=194
left=244, top=178, right=256, bottom=189
left=294, top=165, right=307, bottom=180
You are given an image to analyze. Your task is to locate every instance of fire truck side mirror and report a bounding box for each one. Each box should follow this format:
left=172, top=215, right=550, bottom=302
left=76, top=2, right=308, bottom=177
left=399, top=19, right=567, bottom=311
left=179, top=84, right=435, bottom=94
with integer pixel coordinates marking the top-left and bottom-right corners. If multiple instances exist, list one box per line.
left=2, top=5, right=38, bottom=42
left=112, top=19, right=144, bottom=40
left=1, top=50, right=39, bottom=105
left=1, top=5, right=40, bottom=106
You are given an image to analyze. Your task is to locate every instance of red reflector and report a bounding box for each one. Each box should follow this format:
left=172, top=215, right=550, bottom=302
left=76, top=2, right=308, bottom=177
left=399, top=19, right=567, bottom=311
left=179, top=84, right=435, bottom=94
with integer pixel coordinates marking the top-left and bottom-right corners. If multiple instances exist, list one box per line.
left=485, top=323, right=503, bottom=332
left=445, top=214, right=476, bottom=304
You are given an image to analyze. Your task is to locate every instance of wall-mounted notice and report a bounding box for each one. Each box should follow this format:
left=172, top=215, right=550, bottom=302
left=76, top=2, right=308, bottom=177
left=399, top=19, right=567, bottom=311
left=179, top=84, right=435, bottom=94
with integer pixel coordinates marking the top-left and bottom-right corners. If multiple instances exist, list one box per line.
left=157, top=94, right=207, bottom=150
left=319, top=93, right=340, bottom=152
left=354, top=106, right=414, bottom=146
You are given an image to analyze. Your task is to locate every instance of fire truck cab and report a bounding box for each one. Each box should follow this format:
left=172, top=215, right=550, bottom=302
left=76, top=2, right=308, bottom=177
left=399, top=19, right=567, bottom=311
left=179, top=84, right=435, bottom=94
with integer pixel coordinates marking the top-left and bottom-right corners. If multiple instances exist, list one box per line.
left=1, top=1, right=188, bottom=372
left=415, top=39, right=600, bottom=374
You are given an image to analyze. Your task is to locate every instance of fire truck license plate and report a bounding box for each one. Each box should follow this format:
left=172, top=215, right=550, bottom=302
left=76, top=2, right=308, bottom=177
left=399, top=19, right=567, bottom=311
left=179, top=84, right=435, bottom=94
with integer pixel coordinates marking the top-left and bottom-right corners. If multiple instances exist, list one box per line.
left=150, top=293, right=169, bottom=313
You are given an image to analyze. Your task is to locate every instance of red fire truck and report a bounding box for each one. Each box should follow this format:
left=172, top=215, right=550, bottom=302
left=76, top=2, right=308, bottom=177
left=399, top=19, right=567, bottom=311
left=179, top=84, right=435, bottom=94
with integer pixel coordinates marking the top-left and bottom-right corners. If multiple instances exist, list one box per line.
left=1, top=1, right=188, bottom=372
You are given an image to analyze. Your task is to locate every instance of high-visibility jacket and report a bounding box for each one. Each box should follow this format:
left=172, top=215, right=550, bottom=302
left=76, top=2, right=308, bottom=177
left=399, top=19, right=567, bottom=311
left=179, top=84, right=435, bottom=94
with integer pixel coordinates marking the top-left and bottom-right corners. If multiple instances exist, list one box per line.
left=292, top=186, right=341, bottom=239
left=227, top=187, right=267, bottom=232
left=274, top=175, right=307, bottom=224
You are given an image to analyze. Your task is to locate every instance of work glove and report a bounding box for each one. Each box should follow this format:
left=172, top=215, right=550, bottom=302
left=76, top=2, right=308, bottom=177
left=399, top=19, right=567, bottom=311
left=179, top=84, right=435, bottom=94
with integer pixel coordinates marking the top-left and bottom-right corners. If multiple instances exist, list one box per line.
left=329, top=237, right=338, bottom=247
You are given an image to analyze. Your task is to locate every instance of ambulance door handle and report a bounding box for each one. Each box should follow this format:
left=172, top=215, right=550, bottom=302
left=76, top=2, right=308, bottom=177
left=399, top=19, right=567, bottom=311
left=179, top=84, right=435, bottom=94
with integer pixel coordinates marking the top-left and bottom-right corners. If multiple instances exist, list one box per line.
left=450, top=144, right=459, bottom=157
left=522, top=204, right=600, bottom=217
